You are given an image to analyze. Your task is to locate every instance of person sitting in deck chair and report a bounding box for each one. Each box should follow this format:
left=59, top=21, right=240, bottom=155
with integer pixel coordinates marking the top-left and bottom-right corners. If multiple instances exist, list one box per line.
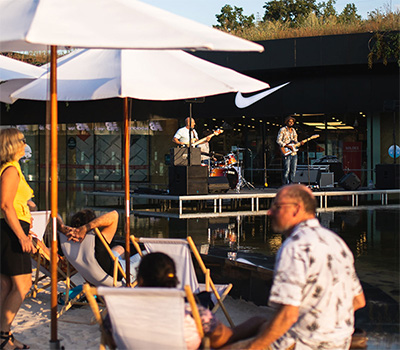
left=58, top=209, right=138, bottom=282
left=136, top=252, right=267, bottom=350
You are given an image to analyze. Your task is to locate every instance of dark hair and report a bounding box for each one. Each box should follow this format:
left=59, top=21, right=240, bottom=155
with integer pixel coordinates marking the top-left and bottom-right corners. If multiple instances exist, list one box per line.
left=137, top=252, right=179, bottom=288
left=70, top=209, right=96, bottom=227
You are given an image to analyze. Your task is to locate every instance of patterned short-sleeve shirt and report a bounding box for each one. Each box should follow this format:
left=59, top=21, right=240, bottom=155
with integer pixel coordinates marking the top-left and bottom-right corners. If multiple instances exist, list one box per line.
left=269, top=218, right=363, bottom=349
left=276, top=126, right=298, bottom=148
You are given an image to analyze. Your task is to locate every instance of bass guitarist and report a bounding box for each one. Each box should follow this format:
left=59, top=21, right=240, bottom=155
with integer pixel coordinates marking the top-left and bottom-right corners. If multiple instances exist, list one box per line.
left=276, top=115, right=304, bottom=185
left=172, top=117, right=203, bottom=147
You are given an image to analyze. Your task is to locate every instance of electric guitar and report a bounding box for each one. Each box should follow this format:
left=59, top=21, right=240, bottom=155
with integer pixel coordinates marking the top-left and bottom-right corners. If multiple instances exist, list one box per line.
left=182, top=129, right=224, bottom=147
left=280, top=134, right=320, bottom=156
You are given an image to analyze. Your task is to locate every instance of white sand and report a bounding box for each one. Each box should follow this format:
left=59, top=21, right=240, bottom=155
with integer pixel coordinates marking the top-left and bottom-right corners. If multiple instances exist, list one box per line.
left=11, top=273, right=275, bottom=350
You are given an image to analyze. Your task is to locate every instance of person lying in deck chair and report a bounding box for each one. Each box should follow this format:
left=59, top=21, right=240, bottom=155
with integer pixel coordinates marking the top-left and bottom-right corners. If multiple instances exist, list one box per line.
left=135, top=252, right=267, bottom=350
left=57, top=209, right=138, bottom=282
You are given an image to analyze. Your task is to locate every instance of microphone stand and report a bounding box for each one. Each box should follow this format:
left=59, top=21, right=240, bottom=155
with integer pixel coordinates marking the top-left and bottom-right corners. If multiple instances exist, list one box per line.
left=188, top=103, right=193, bottom=167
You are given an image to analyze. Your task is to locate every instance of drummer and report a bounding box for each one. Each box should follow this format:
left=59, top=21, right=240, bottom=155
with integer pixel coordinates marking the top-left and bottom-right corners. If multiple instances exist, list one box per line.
left=199, top=130, right=216, bottom=167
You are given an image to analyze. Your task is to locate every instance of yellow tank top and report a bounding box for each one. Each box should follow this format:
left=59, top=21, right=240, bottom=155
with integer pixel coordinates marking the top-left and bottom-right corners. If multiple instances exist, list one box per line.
left=0, top=161, right=34, bottom=223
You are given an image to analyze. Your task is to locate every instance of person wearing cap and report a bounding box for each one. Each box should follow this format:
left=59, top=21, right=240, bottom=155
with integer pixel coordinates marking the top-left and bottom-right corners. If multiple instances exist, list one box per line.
left=276, top=116, right=303, bottom=185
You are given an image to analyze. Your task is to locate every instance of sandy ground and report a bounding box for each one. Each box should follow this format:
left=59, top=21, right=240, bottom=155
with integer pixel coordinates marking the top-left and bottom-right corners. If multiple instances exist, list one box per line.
left=10, top=272, right=275, bottom=350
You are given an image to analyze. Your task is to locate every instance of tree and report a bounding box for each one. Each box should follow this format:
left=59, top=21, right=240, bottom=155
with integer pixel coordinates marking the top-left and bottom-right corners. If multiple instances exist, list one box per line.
left=338, top=3, right=361, bottom=23
left=317, top=0, right=337, bottom=19
left=263, top=0, right=318, bottom=26
left=215, top=5, right=255, bottom=32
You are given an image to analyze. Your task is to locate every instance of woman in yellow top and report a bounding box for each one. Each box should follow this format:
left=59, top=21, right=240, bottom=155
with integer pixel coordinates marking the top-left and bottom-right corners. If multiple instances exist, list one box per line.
left=0, top=128, right=36, bottom=350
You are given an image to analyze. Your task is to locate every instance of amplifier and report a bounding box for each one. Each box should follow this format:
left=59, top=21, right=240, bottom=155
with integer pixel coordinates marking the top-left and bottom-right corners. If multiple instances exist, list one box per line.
left=293, top=169, right=320, bottom=184
left=168, top=166, right=208, bottom=195
left=170, top=147, right=201, bottom=166
left=319, top=172, right=334, bottom=188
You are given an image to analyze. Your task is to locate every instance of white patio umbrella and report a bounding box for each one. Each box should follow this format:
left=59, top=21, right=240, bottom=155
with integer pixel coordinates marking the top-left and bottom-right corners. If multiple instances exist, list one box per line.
left=11, top=49, right=270, bottom=102
left=0, top=0, right=264, bottom=52
left=0, top=0, right=264, bottom=343
left=0, top=55, right=45, bottom=103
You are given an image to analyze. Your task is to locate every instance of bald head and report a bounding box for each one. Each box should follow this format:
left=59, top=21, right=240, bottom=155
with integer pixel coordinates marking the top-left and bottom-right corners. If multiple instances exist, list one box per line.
left=185, top=117, right=195, bottom=128
left=278, top=184, right=317, bottom=215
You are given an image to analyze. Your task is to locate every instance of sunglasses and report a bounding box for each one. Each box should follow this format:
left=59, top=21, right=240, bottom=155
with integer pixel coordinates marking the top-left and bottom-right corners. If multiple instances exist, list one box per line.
left=20, top=137, right=27, bottom=144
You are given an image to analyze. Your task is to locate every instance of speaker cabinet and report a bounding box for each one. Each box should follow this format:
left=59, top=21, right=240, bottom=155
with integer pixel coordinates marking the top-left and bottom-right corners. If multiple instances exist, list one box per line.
left=208, top=176, right=230, bottom=193
left=375, top=164, right=400, bottom=189
left=339, top=172, right=361, bottom=190
left=293, top=169, right=320, bottom=184
left=319, top=172, right=334, bottom=188
left=170, top=147, right=201, bottom=166
left=169, top=166, right=208, bottom=195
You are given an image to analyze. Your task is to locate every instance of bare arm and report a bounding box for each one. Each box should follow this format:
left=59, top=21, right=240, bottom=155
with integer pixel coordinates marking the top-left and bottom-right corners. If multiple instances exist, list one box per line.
left=0, top=167, right=36, bottom=253
left=353, top=292, right=366, bottom=312
left=172, top=137, right=184, bottom=146
left=246, top=304, right=299, bottom=350
left=67, top=210, right=119, bottom=244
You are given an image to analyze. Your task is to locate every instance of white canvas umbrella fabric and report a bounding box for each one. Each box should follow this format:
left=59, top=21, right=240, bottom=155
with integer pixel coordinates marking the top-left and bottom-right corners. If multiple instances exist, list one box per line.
left=0, top=55, right=45, bottom=103
left=11, top=49, right=270, bottom=102
left=0, top=0, right=263, bottom=52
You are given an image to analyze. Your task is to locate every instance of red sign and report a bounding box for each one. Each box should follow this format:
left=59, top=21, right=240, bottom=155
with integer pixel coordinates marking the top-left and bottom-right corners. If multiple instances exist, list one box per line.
left=343, top=142, right=362, bottom=178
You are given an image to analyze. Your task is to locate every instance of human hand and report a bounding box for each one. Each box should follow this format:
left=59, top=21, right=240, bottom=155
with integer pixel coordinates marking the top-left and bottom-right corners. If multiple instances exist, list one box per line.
left=19, top=235, right=37, bottom=254
left=66, top=226, right=87, bottom=242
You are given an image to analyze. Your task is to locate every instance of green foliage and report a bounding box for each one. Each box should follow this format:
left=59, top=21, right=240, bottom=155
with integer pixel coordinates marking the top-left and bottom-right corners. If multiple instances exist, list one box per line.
left=215, top=5, right=255, bottom=32
left=338, top=3, right=362, bottom=24
left=214, top=3, right=399, bottom=44
left=263, top=0, right=318, bottom=26
left=368, top=31, right=400, bottom=68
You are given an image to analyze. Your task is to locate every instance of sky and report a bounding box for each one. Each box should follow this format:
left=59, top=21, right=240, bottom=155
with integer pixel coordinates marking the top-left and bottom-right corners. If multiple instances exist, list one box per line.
left=140, top=0, right=398, bottom=26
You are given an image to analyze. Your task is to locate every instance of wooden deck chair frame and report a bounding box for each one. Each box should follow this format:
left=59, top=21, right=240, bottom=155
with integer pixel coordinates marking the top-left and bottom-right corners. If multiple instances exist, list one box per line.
left=84, top=283, right=209, bottom=350
left=130, top=235, right=234, bottom=327
left=57, top=227, right=129, bottom=318
left=28, top=210, right=77, bottom=299
left=28, top=241, right=77, bottom=299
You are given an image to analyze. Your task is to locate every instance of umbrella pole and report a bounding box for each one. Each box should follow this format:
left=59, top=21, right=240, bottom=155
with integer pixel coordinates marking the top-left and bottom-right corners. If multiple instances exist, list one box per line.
left=50, top=45, right=60, bottom=349
left=124, top=97, right=131, bottom=286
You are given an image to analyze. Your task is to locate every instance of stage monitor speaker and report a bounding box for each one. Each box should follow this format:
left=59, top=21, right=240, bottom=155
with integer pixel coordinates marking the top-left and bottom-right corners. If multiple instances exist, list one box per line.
left=293, top=169, right=320, bottom=184
left=208, top=176, right=230, bottom=193
left=375, top=164, right=400, bottom=189
left=169, top=165, right=208, bottom=195
left=339, top=172, right=361, bottom=190
left=170, top=147, right=201, bottom=166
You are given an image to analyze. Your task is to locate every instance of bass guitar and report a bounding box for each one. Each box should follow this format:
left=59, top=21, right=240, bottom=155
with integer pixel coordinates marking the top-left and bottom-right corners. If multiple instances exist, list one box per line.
left=280, top=134, right=320, bottom=156
left=183, top=129, right=224, bottom=147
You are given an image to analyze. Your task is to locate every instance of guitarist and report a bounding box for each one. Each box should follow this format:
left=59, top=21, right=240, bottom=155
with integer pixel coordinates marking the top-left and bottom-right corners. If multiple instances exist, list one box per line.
left=172, top=117, right=203, bottom=147
left=276, top=115, right=304, bottom=185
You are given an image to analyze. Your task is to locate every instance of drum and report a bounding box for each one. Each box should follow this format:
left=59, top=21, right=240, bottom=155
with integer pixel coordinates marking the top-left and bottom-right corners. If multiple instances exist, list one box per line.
left=210, top=167, right=238, bottom=189
left=224, top=153, right=237, bottom=166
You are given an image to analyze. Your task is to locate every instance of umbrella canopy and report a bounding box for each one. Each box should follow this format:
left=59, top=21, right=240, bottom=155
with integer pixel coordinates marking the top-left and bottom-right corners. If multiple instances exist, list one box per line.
left=0, top=55, right=45, bottom=103
left=11, top=49, right=270, bottom=102
left=0, top=0, right=263, bottom=52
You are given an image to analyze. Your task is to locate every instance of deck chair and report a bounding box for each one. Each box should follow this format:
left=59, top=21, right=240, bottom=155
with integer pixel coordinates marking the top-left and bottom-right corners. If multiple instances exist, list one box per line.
left=28, top=211, right=77, bottom=298
left=58, top=227, right=128, bottom=317
left=84, top=284, right=207, bottom=350
left=131, top=235, right=234, bottom=327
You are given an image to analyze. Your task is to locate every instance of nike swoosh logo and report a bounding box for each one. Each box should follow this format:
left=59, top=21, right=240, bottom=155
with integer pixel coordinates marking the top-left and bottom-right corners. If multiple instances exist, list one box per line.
left=235, top=82, right=290, bottom=108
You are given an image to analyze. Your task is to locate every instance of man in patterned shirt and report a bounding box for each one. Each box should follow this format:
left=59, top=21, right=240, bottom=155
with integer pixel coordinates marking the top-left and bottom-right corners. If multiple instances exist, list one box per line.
left=247, top=184, right=366, bottom=350
left=276, top=116, right=303, bottom=185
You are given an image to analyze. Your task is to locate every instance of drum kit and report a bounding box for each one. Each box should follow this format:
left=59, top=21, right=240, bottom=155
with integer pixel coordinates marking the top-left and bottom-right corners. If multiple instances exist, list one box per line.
left=206, top=151, right=254, bottom=192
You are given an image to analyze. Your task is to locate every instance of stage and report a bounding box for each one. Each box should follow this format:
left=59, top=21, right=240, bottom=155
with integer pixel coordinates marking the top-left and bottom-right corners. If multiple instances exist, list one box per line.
left=83, top=187, right=400, bottom=217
